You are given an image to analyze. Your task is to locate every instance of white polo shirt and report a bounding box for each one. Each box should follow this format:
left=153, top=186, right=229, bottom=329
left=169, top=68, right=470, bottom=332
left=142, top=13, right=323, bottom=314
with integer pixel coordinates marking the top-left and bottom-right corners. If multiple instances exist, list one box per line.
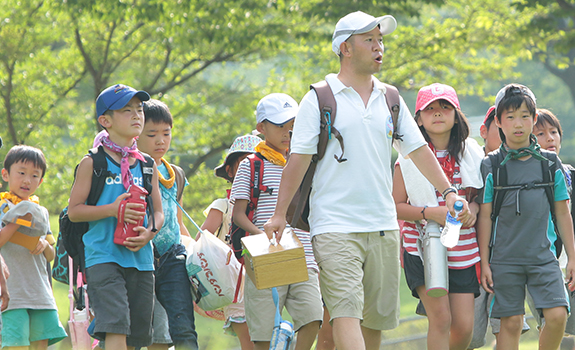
left=290, top=73, right=426, bottom=236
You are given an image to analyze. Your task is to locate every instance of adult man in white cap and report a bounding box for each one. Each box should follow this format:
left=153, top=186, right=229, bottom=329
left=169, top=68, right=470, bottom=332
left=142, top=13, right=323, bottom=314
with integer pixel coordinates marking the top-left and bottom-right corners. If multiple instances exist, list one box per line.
left=264, top=11, right=469, bottom=350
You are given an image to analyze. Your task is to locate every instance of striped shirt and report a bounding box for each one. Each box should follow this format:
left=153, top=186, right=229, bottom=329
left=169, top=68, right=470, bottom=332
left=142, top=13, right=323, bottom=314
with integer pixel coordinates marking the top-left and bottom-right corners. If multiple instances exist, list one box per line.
left=230, top=156, right=318, bottom=272
left=402, top=150, right=480, bottom=269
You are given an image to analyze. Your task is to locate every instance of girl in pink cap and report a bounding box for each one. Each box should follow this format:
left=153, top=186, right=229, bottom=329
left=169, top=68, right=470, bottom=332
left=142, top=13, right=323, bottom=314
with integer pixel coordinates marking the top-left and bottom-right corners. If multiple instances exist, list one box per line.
left=392, top=83, right=484, bottom=350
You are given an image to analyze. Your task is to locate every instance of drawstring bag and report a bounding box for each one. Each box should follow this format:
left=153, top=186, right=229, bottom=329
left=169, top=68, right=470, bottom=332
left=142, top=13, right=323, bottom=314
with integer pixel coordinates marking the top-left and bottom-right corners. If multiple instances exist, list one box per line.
left=269, top=287, right=294, bottom=350
left=186, top=230, right=241, bottom=311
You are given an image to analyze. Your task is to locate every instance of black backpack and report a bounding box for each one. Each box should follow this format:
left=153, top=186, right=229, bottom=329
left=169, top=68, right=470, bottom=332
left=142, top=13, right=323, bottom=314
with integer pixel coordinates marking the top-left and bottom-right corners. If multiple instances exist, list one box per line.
left=488, top=149, right=562, bottom=260
left=57, top=145, right=155, bottom=273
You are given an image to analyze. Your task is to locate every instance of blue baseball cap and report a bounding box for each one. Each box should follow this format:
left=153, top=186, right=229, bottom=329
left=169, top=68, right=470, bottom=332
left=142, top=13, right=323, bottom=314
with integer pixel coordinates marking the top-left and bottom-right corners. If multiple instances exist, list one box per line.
left=96, top=84, right=150, bottom=117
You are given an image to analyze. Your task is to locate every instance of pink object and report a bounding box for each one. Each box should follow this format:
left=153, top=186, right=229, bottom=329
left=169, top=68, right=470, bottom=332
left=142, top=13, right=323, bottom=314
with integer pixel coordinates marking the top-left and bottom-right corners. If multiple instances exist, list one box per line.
left=68, top=257, right=92, bottom=350
left=415, top=83, right=460, bottom=113
left=483, top=106, right=496, bottom=125
left=92, top=130, right=108, bottom=148
left=114, top=185, right=148, bottom=245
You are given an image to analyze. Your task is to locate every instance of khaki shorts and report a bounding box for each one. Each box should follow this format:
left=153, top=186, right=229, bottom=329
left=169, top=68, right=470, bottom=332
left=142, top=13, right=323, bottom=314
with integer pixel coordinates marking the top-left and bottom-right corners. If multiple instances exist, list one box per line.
left=244, top=269, right=323, bottom=342
left=312, top=231, right=400, bottom=330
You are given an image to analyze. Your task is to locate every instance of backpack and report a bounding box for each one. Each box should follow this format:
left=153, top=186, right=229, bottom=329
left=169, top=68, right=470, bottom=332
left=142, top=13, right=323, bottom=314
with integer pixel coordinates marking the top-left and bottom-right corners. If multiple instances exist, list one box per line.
left=55, top=145, right=155, bottom=276
left=287, top=80, right=402, bottom=231
left=488, top=149, right=561, bottom=260
left=227, top=81, right=402, bottom=260
left=228, top=152, right=273, bottom=261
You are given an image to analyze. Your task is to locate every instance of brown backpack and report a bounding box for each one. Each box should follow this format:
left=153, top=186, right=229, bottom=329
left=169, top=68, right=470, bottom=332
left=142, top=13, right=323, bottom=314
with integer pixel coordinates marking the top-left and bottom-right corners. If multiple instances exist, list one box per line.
left=287, top=80, right=402, bottom=231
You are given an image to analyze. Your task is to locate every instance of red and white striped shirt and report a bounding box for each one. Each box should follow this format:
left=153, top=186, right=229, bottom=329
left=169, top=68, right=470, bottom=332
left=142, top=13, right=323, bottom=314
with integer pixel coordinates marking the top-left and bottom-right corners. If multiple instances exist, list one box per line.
left=402, top=150, right=480, bottom=269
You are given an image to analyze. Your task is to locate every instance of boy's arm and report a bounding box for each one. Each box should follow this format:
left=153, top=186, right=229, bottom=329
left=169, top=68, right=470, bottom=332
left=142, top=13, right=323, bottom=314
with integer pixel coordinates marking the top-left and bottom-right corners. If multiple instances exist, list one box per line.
left=554, top=200, right=575, bottom=290
left=0, top=256, right=8, bottom=311
left=233, top=199, right=263, bottom=235
left=476, top=202, right=494, bottom=293
left=124, top=163, right=164, bottom=252
left=0, top=223, right=20, bottom=249
left=68, top=156, right=131, bottom=222
left=178, top=199, right=191, bottom=237
left=29, top=238, right=55, bottom=262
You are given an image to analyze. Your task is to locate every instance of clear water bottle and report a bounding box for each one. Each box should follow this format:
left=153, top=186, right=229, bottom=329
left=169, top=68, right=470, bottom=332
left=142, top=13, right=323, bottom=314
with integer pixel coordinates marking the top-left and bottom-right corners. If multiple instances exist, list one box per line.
left=270, top=320, right=294, bottom=350
left=440, top=200, right=464, bottom=248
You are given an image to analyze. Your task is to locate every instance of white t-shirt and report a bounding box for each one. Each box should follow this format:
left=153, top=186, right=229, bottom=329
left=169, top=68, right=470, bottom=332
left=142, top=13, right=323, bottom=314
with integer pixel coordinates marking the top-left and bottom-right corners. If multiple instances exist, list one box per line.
left=290, top=74, right=426, bottom=236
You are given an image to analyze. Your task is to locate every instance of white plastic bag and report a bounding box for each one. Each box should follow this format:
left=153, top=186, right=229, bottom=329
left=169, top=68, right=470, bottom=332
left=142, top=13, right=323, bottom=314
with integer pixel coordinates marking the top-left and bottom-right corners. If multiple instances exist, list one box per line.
left=186, top=230, right=241, bottom=311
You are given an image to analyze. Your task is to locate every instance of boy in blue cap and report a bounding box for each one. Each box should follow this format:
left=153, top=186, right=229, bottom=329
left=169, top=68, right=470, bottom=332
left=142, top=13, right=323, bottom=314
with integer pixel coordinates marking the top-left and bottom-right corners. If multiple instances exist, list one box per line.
left=68, top=84, right=164, bottom=350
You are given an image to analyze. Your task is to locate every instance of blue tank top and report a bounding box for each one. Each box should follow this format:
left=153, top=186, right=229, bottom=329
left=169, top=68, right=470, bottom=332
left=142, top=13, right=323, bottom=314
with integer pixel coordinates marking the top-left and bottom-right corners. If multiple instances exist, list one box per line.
left=83, top=154, right=153, bottom=271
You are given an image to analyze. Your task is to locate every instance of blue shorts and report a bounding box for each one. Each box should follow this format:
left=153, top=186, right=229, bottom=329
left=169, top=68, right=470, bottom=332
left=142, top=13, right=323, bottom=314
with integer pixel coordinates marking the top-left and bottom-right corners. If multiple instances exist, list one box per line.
left=2, top=309, right=67, bottom=347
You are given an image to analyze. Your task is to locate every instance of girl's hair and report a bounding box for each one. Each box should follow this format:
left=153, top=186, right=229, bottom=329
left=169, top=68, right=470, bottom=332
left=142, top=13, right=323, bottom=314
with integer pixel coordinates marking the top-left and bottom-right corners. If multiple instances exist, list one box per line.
left=414, top=100, right=470, bottom=162
left=494, top=84, right=537, bottom=142
left=535, top=109, right=562, bottom=141
left=143, top=99, right=173, bottom=127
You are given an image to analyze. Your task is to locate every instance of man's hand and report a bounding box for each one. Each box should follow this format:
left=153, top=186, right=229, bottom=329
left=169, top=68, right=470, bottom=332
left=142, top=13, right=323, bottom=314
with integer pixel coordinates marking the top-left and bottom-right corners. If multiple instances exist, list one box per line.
left=264, top=214, right=287, bottom=242
left=123, top=226, right=155, bottom=252
left=444, top=192, right=469, bottom=218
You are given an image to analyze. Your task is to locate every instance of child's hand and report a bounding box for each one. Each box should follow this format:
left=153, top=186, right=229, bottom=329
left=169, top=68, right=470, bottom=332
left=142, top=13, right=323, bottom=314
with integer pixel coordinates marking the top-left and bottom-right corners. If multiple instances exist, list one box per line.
left=480, top=262, right=494, bottom=294
left=30, top=238, right=48, bottom=255
left=566, top=259, right=575, bottom=292
left=113, top=193, right=145, bottom=224
left=0, top=288, right=8, bottom=311
left=458, top=202, right=479, bottom=228
left=123, top=226, right=154, bottom=252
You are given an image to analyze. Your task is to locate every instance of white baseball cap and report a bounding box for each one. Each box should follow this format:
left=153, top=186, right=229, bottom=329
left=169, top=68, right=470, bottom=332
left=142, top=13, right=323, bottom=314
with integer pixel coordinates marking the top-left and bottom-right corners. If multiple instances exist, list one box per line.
left=256, top=93, right=298, bottom=125
left=332, top=11, right=397, bottom=56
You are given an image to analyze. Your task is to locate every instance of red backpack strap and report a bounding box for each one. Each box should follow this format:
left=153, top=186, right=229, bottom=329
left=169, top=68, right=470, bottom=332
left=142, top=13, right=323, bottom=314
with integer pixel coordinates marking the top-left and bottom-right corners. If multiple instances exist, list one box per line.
left=246, top=153, right=272, bottom=222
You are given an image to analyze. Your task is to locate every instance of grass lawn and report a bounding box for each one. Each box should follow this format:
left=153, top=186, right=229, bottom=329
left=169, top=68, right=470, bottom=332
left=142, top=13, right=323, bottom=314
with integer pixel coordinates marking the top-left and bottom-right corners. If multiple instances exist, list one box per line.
left=47, top=215, right=553, bottom=349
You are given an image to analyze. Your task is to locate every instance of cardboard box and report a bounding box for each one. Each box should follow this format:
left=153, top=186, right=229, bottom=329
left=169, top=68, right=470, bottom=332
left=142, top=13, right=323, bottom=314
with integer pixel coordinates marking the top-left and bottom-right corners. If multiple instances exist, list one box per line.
left=241, top=229, right=308, bottom=289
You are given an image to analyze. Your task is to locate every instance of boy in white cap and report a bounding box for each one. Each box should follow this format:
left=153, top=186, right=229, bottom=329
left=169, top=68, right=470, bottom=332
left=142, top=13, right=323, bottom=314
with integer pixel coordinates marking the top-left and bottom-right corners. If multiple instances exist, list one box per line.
left=230, top=93, right=323, bottom=350
left=264, top=11, right=470, bottom=350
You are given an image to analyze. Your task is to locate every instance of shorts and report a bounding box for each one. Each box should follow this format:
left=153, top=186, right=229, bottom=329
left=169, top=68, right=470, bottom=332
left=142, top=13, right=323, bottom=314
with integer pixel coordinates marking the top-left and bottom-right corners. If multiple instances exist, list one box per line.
left=490, top=260, right=568, bottom=318
left=312, top=231, right=400, bottom=330
left=223, top=301, right=247, bottom=336
left=152, top=295, right=172, bottom=345
left=403, top=251, right=480, bottom=298
left=86, top=263, right=154, bottom=348
left=2, top=309, right=67, bottom=347
left=244, top=269, right=323, bottom=342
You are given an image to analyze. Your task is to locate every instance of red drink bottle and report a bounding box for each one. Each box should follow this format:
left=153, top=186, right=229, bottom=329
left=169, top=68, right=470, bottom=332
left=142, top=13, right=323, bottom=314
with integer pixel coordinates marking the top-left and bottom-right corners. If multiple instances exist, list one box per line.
left=114, top=184, right=148, bottom=245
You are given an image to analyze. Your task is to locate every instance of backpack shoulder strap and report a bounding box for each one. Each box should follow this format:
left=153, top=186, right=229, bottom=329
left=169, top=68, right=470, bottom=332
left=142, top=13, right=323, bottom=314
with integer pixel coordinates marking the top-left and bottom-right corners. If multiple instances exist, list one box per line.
left=310, top=81, right=346, bottom=163
left=139, top=151, right=155, bottom=195
left=382, top=83, right=403, bottom=141
left=172, top=164, right=186, bottom=202
left=489, top=151, right=507, bottom=223
left=85, top=145, right=110, bottom=206
left=541, top=151, right=558, bottom=220
left=245, top=153, right=272, bottom=221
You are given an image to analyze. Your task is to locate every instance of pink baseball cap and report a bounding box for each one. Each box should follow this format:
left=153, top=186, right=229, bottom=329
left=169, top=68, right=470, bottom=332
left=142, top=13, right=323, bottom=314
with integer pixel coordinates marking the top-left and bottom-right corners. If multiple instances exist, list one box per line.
left=415, top=83, right=460, bottom=113
left=483, top=106, right=496, bottom=125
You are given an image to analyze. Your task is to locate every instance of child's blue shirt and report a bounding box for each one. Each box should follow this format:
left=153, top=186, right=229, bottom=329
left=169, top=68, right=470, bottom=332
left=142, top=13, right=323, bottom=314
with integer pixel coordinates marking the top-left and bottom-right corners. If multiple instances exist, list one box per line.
left=83, top=154, right=153, bottom=271
left=152, top=162, right=187, bottom=256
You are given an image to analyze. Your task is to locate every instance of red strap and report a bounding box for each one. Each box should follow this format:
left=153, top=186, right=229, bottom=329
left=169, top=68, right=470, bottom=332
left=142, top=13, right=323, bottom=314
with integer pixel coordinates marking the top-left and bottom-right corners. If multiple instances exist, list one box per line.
left=233, top=262, right=244, bottom=303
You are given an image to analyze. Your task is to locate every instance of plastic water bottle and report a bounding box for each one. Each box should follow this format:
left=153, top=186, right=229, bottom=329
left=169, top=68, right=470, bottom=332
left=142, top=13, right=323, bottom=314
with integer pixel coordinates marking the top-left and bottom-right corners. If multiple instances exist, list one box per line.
left=270, top=320, right=294, bottom=350
left=440, top=200, right=463, bottom=248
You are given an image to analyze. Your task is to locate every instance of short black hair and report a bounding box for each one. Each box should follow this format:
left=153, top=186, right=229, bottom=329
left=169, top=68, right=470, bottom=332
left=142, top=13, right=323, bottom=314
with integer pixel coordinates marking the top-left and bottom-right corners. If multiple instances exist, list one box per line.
left=143, top=99, right=173, bottom=127
left=535, top=109, right=562, bottom=140
left=4, top=145, right=47, bottom=178
left=495, top=84, right=537, bottom=142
